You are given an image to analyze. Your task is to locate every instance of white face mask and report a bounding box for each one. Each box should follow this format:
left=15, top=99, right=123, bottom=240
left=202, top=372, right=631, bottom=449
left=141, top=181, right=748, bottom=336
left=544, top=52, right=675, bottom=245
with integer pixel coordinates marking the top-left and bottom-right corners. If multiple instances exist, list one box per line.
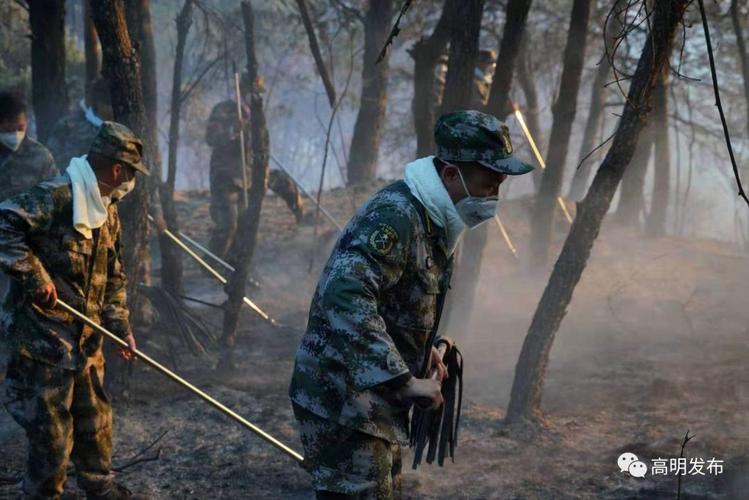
left=0, top=130, right=25, bottom=152
left=111, top=178, right=135, bottom=201
left=452, top=167, right=499, bottom=228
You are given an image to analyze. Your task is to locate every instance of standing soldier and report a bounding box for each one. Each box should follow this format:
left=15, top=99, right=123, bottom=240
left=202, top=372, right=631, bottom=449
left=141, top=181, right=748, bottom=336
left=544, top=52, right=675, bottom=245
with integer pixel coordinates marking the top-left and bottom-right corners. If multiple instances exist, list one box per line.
left=0, top=122, right=148, bottom=499
left=289, top=111, right=534, bottom=499
left=0, top=91, right=58, bottom=201
left=47, top=79, right=114, bottom=173
left=205, top=77, right=304, bottom=259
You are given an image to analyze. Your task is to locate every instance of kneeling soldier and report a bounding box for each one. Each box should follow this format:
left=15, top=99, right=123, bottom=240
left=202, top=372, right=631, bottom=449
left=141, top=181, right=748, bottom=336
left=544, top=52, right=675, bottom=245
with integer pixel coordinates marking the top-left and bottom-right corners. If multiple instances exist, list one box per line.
left=0, top=122, right=148, bottom=499
left=289, top=110, right=534, bottom=499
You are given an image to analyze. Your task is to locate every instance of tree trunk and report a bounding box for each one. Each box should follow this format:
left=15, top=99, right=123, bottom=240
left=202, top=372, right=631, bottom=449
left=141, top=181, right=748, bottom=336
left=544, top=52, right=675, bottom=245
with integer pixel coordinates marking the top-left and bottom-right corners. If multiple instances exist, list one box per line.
left=160, top=0, right=194, bottom=296
left=439, top=0, right=485, bottom=115
left=528, top=0, right=593, bottom=268
left=731, top=0, right=749, bottom=135
left=28, top=0, right=68, bottom=143
left=568, top=1, right=623, bottom=202
left=84, top=0, right=101, bottom=90
left=516, top=42, right=544, bottom=191
left=90, top=0, right=151, bottom=328
left=485, top=0, right=532, bottom=120
left=295, top=0, right=336, bottom=108
left=411, top=0, right=455, bottom=157
left=505, top=0, right=688, bottom=428
left=125, top=0, right=181, bottom=295
left=346, top=0, right=393, bottom=186
left=613, top=124, right=653, bottom=227
left=221, top=1, right=270, bottom=366
left=645, top=69, right=670, bottom=238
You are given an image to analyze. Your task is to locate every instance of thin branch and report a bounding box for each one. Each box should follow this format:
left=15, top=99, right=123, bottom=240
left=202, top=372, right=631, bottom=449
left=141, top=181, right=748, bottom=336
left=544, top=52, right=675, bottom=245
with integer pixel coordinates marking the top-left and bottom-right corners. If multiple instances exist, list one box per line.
left=697, top=0, right=749, bottom=207
left=676, top=429, right=695, bottom=500
left=376, top=0, right=414, bottom=64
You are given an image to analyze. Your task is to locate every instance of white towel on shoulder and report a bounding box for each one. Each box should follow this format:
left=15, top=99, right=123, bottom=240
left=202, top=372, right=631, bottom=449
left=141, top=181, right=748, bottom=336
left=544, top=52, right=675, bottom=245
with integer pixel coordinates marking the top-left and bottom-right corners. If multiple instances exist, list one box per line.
left=66, top=155, right=109, bottom=240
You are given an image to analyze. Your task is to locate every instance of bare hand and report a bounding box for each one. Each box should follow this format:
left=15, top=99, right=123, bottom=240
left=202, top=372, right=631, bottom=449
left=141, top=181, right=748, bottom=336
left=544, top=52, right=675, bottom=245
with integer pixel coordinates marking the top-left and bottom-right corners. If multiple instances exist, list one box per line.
left=396, top=377, right=443, bottom=410
left=118, top=332, right=138, bottom=361
left=428, top=346, right=448, bottom=382
left=34, top=282, right=57, bottom=308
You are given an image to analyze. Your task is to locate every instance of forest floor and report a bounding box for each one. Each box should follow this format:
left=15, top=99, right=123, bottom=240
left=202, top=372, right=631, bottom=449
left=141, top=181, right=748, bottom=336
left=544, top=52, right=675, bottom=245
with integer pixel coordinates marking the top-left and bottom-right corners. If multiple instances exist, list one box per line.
left=1, top=182, right=749, bottom=499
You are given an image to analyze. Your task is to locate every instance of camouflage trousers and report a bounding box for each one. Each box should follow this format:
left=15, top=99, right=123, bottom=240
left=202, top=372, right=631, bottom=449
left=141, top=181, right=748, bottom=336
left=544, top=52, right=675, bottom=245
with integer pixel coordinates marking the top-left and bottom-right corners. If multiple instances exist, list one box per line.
left=292, top=404, right=402, bottom=500
left=209, top=170, right=304, bottom=259
left=2, top=351, right=114, bottom=499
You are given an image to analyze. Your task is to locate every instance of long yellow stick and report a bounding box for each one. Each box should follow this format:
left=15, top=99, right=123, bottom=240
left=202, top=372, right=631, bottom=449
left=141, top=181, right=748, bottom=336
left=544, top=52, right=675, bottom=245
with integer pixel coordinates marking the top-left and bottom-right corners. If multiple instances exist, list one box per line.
left=494, top=215, right=518, bottom=259
left=56, top=299, right=303, bottom=462
left=513, top=108, right=574, bottom=224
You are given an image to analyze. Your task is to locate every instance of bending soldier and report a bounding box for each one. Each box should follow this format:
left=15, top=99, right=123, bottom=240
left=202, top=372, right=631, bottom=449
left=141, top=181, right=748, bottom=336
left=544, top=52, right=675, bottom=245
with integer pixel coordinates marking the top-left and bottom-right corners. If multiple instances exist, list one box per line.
left=205, top=80, right=304, bottom=259
left=0, top=122, right=148, bottom=500
left=289, top=111, right=534, bottom=499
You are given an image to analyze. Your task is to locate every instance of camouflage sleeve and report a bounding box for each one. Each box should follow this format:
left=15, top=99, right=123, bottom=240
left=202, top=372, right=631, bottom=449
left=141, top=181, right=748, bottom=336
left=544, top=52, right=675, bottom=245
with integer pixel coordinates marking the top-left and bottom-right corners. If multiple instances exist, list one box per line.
left=321, top=208, right=414, bottom=392
left=0, top=189, right=54, bottom=294
left=102, top=207, right=130, bottom=337
left=205, top=102, right=236, bottom=149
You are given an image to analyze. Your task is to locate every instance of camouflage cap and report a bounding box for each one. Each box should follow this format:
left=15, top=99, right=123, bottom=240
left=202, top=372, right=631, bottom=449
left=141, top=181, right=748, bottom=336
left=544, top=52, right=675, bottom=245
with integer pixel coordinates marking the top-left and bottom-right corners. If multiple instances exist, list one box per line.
left=89, top=121, right=149, bottom=175
left=434, top=110, right=534, bottom=175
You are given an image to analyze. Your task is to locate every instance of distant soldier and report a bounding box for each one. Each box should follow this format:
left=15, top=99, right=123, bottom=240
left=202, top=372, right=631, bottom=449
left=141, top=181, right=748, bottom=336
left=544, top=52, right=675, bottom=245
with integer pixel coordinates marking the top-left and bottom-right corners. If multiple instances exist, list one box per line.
left=0, top=91, right=58, bottom=201
left=471, top=48, right=496, bottom=107
left=0, top=122, right=148, bottom=500
left=206, top=79, right=304, bottom=259
left=289, top=111, right=534, bottom=499
left=47, top=78, right=114, bottom=173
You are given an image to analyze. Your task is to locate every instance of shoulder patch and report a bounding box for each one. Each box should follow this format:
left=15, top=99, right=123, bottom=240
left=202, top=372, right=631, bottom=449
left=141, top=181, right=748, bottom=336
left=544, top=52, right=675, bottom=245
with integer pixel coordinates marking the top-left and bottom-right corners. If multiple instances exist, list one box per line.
left=368, top=223, right=399, bottom=256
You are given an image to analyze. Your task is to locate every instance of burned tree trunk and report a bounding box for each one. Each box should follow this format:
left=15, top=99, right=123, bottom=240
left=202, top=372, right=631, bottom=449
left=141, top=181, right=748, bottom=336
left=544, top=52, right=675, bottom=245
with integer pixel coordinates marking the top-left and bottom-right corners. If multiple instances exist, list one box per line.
left=160, top=0, right=194, bottom=296
left=485, top=0, right=532, bottom=120
left=91, top=0, right=151, bottom=326
left=125, top=0, right=158, bottom=129
left=346, top=0, right=393, bottom=186
left=28, top=0, right=68, bottom=143
left=295, top=0, right=336, bottom=108
left=505, top=0, right=689, bottom=428
left=645, top=70, right=670, bottom=238
left=411, top=0, right=455, bottom=157
left=528, top=0, right=592, bottom=268
left=84, top=0, right=101, bottom=89
left=221, top=1, right=270, bottom=366
left=439, top=0, right=485, bottom=115
left=614, top=124, right=653, bottom=227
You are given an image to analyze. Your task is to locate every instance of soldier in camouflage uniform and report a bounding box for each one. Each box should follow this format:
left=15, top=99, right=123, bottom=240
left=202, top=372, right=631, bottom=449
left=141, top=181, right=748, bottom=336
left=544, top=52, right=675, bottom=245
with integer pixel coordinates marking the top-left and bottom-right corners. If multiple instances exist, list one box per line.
left=0, top=91, right=59, bottom=302
left=206, top=92, right=304, bottom=259
left=289, top=110, right=533, bottom=499
left=0, top=122, right=148, bottom=499
left=46, top=78, right=114, bottom=173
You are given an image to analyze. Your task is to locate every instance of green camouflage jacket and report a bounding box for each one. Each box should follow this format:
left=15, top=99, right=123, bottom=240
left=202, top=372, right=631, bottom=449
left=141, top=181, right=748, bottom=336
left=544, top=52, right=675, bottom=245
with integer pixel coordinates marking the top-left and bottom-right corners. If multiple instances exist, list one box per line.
left=205, top=100, right=252, bottom=190
left=0, top=175, right=130, bottom=369
left=0, top=137, right=58, bottom=202
left=289, top=181, right=453, bottom=444
left=46, top=110, right=99, bottom=173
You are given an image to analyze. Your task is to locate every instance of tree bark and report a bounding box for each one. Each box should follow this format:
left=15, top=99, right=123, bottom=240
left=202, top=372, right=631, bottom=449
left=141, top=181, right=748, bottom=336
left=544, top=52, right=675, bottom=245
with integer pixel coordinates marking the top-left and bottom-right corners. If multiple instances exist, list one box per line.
left=505, top=0, right=688, bottom=427
left=613, top=123, right=653, bottom=227
left=411, top=0, right=455, bottom=157
left=221, top=1, right=270, bottom=365
left=439, top=0, right=485, bottom=115
left=731, top=0, right=749, bottom=135
left=84, top=0, right=101, bottom=90
left=485, top=0, right=532, bottom=120
left=346, top=0, right=393, bottom=186
left=645, top=69, right=670, bottom=238
left=28, top=0, right=68, bottom=143
left=160, top=0, right=194, bottom=296
left=295, top=0, right=336, bottom=108
left=528, top=0, right=593, bottom=268
left=91, top=0, right=152, bottom=328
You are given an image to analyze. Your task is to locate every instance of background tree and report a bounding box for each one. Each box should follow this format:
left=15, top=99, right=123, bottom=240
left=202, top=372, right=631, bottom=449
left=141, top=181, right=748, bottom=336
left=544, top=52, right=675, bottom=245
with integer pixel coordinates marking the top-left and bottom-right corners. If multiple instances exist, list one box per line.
left=505, top=0, right=689, bottom=429
left=528, top=0, right=593, bottom=268
left=83, top=0, right=101, bottom=91
left=645, top=68, right=670, bottom=238
left=28, top=0, right=68, bottom=142
left=346, top=0, right=393, bottom=186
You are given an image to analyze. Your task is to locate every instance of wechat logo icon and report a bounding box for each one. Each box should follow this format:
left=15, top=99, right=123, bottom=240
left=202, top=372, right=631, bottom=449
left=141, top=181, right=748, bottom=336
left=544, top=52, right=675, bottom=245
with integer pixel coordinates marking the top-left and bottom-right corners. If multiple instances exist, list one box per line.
left=618, top=452, right=648, bottom=478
